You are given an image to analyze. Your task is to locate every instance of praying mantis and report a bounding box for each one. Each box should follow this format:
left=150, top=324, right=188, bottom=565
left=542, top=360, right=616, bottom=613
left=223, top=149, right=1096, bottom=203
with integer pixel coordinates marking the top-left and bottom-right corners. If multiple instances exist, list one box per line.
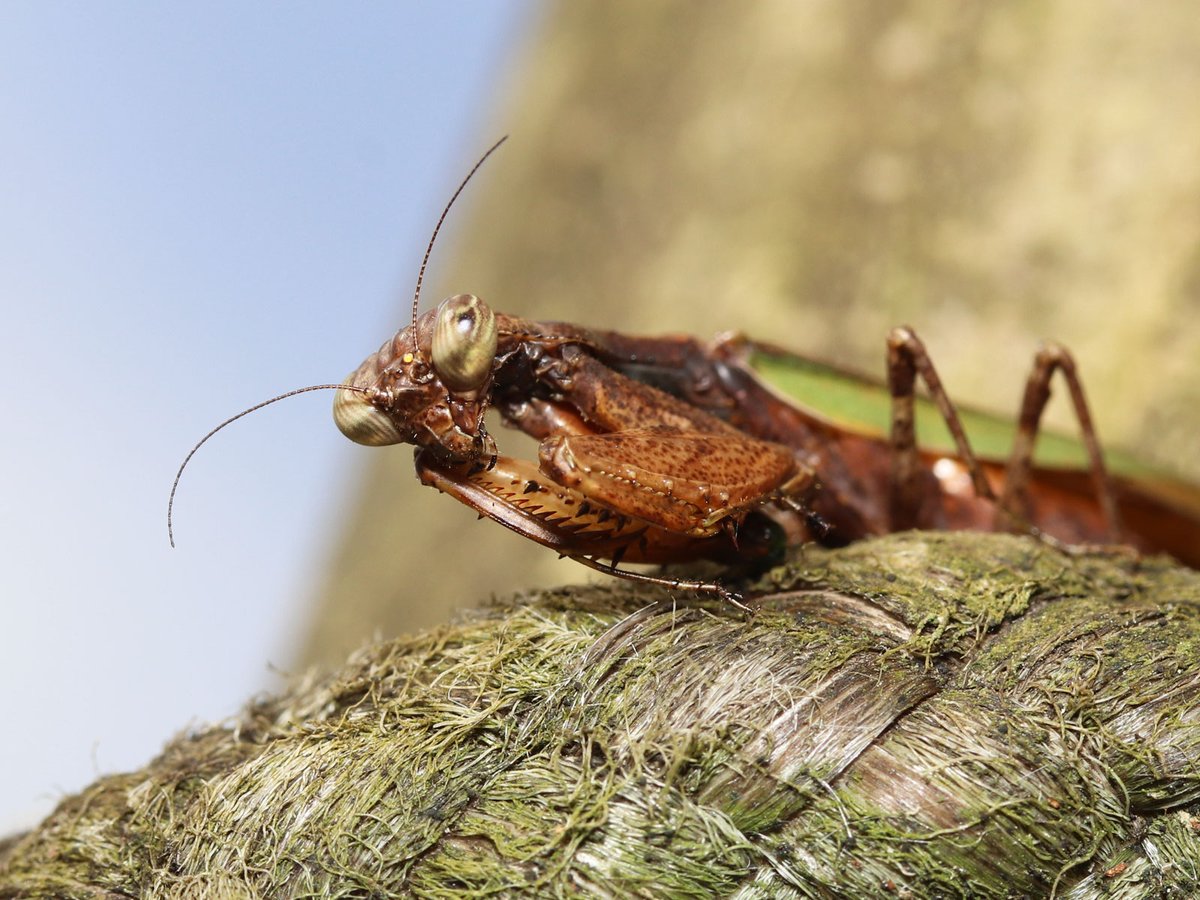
left=327, top=293, right=1200, bottom=596
left=171, top=141, right=1200, bottom=597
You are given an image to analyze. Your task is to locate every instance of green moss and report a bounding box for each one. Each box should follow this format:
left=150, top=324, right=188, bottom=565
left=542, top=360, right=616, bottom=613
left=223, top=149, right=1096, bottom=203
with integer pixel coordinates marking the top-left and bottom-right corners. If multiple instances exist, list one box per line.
left=4, top=533, right=1200, bottom=898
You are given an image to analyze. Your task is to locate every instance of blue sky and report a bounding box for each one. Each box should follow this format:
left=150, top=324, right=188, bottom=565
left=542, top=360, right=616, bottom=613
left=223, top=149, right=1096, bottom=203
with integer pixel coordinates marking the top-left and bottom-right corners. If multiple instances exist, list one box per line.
left=0, top=2, right=535, bottom=832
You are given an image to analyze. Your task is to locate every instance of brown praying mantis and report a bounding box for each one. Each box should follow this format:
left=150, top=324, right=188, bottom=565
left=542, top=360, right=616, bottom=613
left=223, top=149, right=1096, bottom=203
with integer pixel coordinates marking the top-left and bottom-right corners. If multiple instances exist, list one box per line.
left=170, top=140, right=1200, bottom=599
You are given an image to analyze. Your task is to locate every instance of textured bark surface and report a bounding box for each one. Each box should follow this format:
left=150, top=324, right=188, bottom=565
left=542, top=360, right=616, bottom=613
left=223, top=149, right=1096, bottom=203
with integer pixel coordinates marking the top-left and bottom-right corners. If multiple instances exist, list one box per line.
left=306, top=1, right=1200, bottom=667
left=4, top=533, right=1200, bottom=898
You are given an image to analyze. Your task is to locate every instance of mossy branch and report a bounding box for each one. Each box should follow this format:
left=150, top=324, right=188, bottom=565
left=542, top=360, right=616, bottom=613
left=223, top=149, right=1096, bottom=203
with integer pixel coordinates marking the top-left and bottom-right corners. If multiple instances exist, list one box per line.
left=4, top=532, right=1200, bottom=898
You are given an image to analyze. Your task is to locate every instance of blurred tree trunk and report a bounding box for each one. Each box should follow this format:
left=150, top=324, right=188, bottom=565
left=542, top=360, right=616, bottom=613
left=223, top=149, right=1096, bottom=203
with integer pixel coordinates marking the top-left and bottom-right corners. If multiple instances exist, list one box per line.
left=301, top=0, right=1200, bottom=667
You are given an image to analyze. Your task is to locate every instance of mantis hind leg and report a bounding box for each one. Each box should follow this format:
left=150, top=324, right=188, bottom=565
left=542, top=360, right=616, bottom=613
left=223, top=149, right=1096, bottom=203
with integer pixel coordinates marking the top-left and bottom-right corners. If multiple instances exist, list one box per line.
left=885, top=328, right=1121, bottom=544
left=885, top=326, right=995, bottom=531
left=997, top=342, right=1122, bottom=541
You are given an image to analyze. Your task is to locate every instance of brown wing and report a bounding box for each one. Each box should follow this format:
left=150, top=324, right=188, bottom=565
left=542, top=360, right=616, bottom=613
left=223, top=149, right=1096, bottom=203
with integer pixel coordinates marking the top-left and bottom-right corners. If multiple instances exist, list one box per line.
left=539, top=428, right=809, bottom=535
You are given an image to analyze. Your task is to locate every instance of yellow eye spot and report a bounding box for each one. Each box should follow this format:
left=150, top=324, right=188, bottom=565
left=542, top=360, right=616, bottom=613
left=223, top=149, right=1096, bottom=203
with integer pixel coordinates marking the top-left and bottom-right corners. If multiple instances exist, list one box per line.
left=402, top=352, right=414, bottom=364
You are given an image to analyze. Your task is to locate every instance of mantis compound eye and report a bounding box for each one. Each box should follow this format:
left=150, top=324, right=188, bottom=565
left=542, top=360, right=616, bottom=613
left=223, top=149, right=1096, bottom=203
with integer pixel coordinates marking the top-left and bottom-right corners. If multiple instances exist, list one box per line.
left=333, top=381, right=404, bottom=446
left=432, top=294, right=498, bottom=394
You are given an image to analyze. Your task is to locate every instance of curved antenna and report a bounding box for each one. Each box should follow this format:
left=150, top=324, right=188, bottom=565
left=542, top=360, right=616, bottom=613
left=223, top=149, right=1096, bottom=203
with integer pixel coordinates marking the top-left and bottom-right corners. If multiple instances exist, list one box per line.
left=409, top=135, right=509, bottom=349
left=171, top=139, right=508, bottom=549
left=167, top=384, right=370, bottom=547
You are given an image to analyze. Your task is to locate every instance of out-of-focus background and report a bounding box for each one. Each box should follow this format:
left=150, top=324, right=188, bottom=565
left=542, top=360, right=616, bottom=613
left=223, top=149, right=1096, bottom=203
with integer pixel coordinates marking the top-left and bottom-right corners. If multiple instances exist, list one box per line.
left=4, top=1, right=1200, bottom=834
left=0, top=2, right=533, bottom=832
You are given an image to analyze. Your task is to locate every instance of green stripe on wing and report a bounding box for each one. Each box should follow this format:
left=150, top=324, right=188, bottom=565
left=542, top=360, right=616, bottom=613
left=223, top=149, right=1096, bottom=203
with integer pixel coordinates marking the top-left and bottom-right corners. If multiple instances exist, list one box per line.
left=747, top=348, right=1155, bottom=478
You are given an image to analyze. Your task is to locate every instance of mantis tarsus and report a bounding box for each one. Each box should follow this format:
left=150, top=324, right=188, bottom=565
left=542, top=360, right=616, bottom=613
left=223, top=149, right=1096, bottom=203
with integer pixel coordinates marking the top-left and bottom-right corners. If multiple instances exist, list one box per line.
left=170, top=141, right=1200, bottom=598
